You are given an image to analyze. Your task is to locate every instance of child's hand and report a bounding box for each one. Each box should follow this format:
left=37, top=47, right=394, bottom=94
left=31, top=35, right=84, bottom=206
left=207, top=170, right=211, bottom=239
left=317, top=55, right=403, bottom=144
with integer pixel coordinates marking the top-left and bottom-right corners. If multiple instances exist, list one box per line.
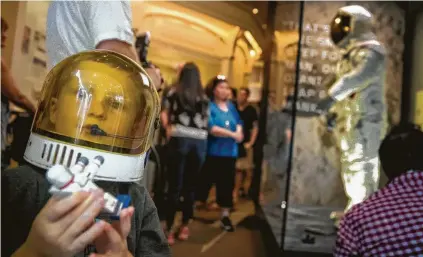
left=92, top=207, right=135, bottom=257
left=21, top=189, right=106, bottom=257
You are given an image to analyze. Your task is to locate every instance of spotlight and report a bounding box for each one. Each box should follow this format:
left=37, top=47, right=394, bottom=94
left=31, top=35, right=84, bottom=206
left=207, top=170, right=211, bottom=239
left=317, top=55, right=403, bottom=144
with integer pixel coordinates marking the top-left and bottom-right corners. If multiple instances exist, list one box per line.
left=252, top=8, right=259, bottom=14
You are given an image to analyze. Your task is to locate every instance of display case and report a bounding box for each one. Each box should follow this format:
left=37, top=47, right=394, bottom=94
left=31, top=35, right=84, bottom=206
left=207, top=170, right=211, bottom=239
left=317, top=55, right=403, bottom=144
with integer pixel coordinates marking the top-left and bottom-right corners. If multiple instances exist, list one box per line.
left=259, top=1, right=406, bottom=255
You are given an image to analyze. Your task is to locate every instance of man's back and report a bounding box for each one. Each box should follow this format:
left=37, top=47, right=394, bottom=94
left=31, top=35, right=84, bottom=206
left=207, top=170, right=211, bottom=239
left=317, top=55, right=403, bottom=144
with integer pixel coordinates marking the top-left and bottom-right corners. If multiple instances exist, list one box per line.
left=46, top=0, right=134, bottom=68
left=335, top=171, right=423, bottom=256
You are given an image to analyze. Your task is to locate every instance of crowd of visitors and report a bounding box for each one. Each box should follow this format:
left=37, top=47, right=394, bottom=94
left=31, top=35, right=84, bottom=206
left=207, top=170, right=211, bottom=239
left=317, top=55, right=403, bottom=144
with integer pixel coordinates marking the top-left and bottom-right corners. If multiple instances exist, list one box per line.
left=159, top=68, right=260, bottom=243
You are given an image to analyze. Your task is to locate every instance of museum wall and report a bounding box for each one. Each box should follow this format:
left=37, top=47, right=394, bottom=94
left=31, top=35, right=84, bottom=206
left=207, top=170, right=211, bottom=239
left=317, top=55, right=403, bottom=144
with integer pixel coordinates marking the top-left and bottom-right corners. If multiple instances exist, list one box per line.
left=1, top=1, right=49, bottom=106
left=1, top=1, right=22, bottom=67
left=410, top=11, right=423, bottom=128
left=270, top=1, right=405, bottom=207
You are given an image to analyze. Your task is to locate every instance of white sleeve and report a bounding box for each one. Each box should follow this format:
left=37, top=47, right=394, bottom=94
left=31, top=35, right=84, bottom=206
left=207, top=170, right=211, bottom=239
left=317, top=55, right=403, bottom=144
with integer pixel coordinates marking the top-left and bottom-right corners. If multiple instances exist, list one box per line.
left=86, top=0, right=134, bottom=47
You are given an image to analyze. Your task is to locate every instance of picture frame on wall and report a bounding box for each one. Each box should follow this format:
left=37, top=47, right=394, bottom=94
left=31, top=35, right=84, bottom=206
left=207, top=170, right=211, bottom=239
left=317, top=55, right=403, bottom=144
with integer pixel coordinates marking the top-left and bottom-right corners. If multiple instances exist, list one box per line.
left=33, top=30, right=47, bottom=67
left=21, top=26, right=31, bottom=54
left=34, top=31, right=46, bottom=53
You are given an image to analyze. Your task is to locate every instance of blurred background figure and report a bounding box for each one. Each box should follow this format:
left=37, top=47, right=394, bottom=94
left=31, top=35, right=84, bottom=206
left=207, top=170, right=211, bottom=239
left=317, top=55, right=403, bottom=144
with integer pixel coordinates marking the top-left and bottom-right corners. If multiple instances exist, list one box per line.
left=234, top=87, right=258, bottom=203
left=263, top=92, right=292, bottom=177
left=1, top=17, right=36, bottom=171
left=46, top=0, right=163, bottom=89
left=196, top=75, right=243, bottom=232
left=262, top=91, right=292, bottom=205
left=229, top=87, right=238, bottom=104
left=161, top=62, right=209, bottom=245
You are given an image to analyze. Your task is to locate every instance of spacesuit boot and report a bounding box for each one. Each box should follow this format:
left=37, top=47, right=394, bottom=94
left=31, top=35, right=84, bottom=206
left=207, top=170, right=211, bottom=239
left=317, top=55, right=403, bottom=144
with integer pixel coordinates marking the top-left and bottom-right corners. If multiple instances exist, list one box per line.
left=318, top=5, right=388, bottom=222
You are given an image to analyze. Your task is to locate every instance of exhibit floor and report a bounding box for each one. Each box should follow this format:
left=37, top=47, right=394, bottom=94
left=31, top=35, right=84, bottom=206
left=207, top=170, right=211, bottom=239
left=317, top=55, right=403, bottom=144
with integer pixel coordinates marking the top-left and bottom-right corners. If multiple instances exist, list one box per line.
left=261, top=175, right=342, bottom=254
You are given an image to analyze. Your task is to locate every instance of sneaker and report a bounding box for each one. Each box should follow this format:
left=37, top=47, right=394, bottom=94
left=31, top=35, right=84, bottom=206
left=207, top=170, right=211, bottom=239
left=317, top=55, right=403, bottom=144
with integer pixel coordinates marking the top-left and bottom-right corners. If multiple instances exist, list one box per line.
left=167, top=233, right=175, bottom=246
left=220, top=216, right=235, bottom=232
left=178, top=226, right=190, bottom=241
left=207, top=202, right=220, bottom=211
left=195, top=201, right=207, bottom=210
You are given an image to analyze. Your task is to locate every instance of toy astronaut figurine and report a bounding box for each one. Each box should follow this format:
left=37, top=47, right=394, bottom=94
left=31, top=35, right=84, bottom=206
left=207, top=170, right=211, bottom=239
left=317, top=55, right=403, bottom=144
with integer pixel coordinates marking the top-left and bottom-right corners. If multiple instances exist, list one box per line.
left=46, top=155, right=131, bottom=219
left=316, top=5, right=388, bottom=219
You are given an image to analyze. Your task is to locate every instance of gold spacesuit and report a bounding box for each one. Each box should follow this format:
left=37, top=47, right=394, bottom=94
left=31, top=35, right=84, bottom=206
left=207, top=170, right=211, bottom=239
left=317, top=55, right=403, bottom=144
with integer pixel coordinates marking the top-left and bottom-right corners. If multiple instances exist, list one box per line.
left=317, top=5, right=388, bottom=214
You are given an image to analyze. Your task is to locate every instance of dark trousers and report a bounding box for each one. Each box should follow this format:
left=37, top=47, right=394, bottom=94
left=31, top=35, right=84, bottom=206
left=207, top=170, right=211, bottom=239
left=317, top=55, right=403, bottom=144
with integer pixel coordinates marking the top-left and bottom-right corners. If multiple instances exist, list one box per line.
left=165, top=137, right=207, bottom=229
left=196, top=156, right=236, bottom=208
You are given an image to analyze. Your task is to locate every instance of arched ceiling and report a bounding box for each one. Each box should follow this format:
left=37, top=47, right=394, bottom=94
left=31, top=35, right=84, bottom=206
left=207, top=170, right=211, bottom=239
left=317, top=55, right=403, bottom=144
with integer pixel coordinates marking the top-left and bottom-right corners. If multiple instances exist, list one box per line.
left=131, top=1, right=240, bottom=60
left=173, top=1, right=266, bottom=48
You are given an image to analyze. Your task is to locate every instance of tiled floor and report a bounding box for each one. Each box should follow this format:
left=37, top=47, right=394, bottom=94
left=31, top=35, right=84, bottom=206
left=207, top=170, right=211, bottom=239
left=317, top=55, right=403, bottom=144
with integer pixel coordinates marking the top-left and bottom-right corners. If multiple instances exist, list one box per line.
left=170, top=199, right=266, bottom=257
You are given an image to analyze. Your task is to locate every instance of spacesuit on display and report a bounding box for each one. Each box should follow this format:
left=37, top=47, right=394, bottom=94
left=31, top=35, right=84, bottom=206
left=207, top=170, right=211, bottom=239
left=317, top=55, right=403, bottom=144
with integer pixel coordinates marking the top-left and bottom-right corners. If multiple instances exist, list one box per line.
left=316, top=5, right=388, bottom=215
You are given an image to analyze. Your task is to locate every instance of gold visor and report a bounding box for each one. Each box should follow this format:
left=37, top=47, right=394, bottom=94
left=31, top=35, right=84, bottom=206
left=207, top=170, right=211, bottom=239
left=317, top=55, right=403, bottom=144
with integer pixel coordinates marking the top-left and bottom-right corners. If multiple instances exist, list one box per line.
left=330, top=13, right=352, bottom=45
left=32, top=50, right=160, bottom=155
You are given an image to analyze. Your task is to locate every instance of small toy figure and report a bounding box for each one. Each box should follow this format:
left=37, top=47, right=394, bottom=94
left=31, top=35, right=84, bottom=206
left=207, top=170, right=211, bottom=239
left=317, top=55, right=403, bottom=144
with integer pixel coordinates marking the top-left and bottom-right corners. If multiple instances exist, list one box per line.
left=46, top=155, right=131, bottom=219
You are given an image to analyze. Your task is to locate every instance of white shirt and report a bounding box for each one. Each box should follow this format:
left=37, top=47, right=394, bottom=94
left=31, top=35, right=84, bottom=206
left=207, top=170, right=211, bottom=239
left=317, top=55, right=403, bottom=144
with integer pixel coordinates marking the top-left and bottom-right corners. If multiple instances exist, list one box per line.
left=46, top=0, right=134, bottom=69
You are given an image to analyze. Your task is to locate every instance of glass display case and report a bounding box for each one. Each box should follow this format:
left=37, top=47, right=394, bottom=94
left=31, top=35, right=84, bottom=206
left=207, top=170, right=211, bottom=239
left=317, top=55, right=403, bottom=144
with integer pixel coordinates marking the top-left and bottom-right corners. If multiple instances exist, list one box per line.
left=259, top=1, right=406, bottom=255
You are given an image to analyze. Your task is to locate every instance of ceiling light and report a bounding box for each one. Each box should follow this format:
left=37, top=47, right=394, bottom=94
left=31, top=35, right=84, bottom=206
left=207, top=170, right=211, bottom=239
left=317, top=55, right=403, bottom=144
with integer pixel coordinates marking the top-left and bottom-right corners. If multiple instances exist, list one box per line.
left=249, top=50, right=256, bottom=57
left=252, top=8, right=259, bottom=14
left=244, top=31, right=262, bottom=56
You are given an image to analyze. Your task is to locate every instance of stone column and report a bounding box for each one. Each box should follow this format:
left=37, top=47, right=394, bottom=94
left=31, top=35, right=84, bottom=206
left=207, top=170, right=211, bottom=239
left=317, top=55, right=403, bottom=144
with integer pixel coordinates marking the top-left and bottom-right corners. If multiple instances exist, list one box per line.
left=220, top=56, right=235, bottom=85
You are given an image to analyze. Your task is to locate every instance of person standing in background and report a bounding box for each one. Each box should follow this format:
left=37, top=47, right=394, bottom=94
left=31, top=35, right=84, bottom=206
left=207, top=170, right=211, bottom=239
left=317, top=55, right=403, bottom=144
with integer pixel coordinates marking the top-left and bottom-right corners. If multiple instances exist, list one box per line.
left=46, top=0, right=162, bottom=89
left=160, top=62, right=209, bottom=245
left=1, top=17, right=36, bottom=171
left=262, top=92, right=292, bottom=206
left=233, top=87, right=258, bottom=203
left=229, top=87, right=237, bottom=105
left=196, top=75, right=243, bottom=232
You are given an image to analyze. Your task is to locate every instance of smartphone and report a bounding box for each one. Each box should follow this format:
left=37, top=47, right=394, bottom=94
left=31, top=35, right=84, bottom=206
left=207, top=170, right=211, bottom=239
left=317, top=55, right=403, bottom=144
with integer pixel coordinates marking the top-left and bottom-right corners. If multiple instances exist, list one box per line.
left=135, top=31, right=151, bottom=68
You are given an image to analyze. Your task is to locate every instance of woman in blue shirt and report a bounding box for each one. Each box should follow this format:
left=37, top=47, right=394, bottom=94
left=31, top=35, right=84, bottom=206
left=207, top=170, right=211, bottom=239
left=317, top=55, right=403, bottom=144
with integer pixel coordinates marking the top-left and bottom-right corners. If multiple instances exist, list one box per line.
left=197, top=75, right=243, bottom=232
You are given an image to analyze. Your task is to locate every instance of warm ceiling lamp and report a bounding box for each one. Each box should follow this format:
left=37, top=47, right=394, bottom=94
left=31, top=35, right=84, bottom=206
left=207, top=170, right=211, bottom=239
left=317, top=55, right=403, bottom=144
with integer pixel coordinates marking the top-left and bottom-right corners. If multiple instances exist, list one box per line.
left=249, top=49, right=256, bottom=57
left=244, top=31, right=262, bottom=56
left=252, top=8, right=259, bottom=14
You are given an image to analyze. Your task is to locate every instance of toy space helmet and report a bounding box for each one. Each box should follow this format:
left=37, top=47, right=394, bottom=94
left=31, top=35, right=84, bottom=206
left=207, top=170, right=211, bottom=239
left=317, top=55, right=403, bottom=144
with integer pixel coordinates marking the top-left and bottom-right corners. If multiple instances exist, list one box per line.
left=24, top=50, right=160, bottom=182
left=330, top=5, right=375, bottom=49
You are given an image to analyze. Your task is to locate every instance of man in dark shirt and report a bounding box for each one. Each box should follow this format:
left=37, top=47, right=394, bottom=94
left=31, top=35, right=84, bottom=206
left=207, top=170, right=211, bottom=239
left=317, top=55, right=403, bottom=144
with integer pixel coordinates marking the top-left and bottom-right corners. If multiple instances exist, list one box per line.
left=234, top=87, right=258, bottom=201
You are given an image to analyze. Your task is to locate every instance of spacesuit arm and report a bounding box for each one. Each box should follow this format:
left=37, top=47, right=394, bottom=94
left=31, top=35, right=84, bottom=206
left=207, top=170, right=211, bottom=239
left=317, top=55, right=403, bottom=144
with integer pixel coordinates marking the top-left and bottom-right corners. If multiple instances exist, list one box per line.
left=328, top=48, right=382, bottom=102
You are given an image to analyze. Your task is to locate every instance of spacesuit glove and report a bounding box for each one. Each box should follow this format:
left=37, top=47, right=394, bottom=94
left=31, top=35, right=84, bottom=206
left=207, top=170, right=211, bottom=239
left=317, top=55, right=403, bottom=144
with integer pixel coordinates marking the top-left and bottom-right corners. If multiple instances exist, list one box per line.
left=15, top=190, right=106, bottom=257
left=315, top=96, right=336, bottom=115
left=326, top=113, right=338, bottom=132
left=91, top=207, right=135, bottom=257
